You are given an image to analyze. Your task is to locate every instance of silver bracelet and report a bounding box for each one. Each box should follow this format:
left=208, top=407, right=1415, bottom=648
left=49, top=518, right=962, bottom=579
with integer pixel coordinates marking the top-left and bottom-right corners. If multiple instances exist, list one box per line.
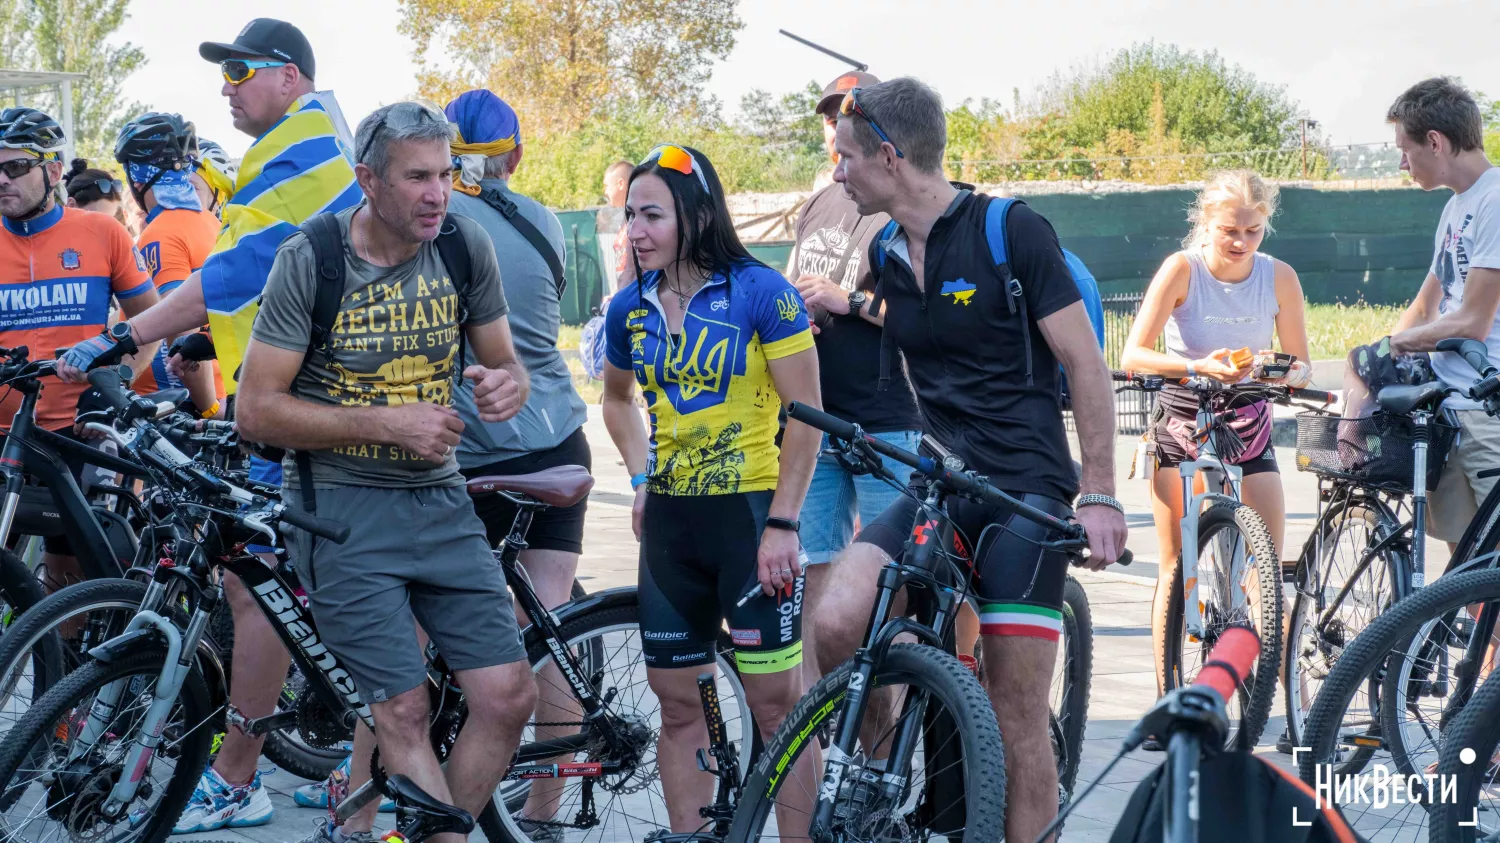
left=1077, top=493, right=1125, bottom=514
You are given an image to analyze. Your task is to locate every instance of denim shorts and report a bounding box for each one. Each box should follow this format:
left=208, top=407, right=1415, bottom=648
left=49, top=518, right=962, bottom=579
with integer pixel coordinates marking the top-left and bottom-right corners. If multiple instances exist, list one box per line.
left=801, top=429, right=920, bottom=564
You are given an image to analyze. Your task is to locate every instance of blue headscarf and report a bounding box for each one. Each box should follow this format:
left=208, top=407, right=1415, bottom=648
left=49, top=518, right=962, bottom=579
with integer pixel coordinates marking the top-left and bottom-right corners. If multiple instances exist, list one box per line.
left=127, top=162, right=202, bottom=212
left=443, top=90, right=521, bottom=195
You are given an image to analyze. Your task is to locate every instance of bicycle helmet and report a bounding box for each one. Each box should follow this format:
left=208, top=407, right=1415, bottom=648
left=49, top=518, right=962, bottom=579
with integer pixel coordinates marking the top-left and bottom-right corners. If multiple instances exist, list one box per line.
left=0, top=107, right=66, bottom=157
left=114, top=112, right=196, bottom=170
left=194, top=139, right=236, bottom=181
left=192, top=138, right=236, bottom=213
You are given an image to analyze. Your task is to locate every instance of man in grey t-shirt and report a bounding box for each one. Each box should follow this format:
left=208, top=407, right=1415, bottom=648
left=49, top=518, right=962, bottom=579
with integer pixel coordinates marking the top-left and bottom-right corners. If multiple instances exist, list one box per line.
left=444, top=90, right=590, bottom=832
left=237, top=102, right=535, bottom=843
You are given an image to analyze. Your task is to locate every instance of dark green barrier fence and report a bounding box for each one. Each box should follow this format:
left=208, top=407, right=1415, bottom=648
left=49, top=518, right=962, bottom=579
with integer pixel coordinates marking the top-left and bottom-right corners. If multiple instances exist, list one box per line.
left=553, top=188, right=1446, bottom=324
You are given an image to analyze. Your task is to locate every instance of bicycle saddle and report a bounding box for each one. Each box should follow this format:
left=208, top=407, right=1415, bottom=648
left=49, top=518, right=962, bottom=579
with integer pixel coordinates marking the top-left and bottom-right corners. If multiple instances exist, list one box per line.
left=383, top=774, right=474, bottom=836
left=1376, top=381, right=1446, bottom=415
left=466, top=464, right=594, bottom=508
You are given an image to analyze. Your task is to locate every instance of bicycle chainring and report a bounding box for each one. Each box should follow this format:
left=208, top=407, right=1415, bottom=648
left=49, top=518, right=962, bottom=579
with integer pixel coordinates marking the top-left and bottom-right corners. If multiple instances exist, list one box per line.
left=296, top=691, right=354, bottom=749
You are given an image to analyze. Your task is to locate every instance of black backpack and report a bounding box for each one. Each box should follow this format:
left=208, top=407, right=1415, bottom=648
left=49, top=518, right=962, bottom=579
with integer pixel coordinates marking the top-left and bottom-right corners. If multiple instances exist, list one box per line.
left=1109, top=750, right=1365, bottom=843
left=292, top=212, right=474, bottom=513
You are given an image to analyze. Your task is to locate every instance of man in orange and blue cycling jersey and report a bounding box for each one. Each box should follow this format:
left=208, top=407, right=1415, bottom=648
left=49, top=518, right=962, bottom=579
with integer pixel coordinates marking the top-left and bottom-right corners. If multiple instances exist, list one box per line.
left=0, top=107, right=161, bottom=589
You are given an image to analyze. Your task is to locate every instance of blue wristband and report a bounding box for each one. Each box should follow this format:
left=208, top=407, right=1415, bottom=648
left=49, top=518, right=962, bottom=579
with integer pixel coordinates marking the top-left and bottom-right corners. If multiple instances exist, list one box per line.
left=631, top=472, right=649, bottom=490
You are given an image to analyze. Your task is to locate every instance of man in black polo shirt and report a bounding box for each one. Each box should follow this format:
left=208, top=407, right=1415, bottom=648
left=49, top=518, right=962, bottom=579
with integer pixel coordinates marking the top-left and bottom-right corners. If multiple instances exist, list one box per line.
left=812, top=77, right=1127, bottom=842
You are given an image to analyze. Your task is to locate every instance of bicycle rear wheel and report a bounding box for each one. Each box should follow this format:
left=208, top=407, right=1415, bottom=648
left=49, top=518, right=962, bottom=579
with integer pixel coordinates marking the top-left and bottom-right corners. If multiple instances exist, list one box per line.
left=479, top=594, right=754, bottom=843
left=729, top=644, right=1005, bottom=842
left=1284, top=497, right=1401, bottom=774
left=1161, top=500, right=1282, bottom=747
left=0, top=645, right=215, bottom=843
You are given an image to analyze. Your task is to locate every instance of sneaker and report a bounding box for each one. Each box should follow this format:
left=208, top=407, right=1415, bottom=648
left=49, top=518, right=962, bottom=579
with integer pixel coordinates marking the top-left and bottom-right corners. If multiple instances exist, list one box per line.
left=1276, top=727, right=1294, bottom=754
left=294, top=756, right=395, bottom=812
left=171, top=766, right=274, bottom=833
left=290, top=819, right=377, bottom=843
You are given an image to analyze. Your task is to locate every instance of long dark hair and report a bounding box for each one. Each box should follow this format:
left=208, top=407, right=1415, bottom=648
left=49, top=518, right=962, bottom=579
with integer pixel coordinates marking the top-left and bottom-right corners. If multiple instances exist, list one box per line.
left=628, top=145, right=763, bottom=293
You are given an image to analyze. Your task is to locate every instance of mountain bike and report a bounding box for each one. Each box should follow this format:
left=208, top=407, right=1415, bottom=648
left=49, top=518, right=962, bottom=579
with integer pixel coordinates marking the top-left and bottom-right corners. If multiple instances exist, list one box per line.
left=727, top=402, right=1128, bottom=842
left=1113, top=369, right=1335, bottom=746
left=0, top=366, right=754, bottom=843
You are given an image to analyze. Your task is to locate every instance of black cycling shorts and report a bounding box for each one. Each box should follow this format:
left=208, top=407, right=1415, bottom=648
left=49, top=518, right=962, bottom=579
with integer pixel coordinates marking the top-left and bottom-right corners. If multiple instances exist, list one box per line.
left=858, top=487, right=1072, bottom=642
left=462, top=427, right=591, bottom=555
left=638, top=490, right=804, bottom=673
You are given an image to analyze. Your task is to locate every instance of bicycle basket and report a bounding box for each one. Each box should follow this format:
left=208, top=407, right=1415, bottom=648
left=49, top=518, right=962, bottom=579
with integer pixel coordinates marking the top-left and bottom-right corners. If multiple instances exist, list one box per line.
left=1294, top=410, right=1458, bottom=492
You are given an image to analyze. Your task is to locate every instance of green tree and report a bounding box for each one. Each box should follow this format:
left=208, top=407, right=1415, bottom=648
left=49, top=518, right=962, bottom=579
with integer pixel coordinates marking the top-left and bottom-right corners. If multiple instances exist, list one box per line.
left=1036, top=42, right=1302, bottom=157
left=400, top=0, right=743, bottom=136
left=734, top=81, right=823, bottom=161
left=0, top=0, right=146, bottom=164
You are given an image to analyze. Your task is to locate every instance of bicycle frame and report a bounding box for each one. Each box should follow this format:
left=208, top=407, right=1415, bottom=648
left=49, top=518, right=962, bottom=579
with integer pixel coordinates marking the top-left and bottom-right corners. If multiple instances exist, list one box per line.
left=1178, top=399, right=1248, bottom=640
left=809, top=479, right=964, bottom=842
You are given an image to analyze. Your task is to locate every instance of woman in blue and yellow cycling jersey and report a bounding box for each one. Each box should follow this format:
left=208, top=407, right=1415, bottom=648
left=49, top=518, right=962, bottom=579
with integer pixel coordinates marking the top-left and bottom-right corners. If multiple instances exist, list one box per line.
left=601, top=144, right=822, bottom=833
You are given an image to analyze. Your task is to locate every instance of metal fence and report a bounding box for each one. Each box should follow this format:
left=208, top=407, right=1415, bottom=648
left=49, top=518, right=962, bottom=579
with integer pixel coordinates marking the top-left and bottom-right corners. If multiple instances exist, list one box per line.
left=1065, top=291, right=1153, bottom=436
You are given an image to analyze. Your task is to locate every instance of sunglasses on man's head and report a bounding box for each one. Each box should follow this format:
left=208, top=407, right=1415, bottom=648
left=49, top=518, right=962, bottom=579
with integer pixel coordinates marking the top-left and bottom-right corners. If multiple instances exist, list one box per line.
left=839, top=88, right=905, bottom=159
left=221, top=59, right=287, bottom=86
left=0, top=157, right=48, bottom=181
left=357, top=102, right=447, bottom=166
left=645, top=145, right=711, bottom=195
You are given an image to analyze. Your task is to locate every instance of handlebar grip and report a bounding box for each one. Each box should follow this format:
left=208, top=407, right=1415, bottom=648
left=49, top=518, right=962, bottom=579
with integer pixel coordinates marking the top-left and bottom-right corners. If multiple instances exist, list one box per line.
left=1110, top=370, right=1132, bottom=382
left=1116, top=548, right=1133, bottom=567
left=1290, top=386, right=1336, bottom=405
left=279, top=506, right=352, bottom=544
left=1191, top=625, right=1260, bottom=704
left=85, top=366, right=134, bottom=412
left=1437, top=337, right=1499, bottom=379
left=786, top=402, right=859, bottom=441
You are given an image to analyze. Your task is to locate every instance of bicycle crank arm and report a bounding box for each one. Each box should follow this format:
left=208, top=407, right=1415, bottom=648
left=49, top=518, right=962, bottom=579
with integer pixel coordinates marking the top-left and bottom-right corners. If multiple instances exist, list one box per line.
left=228, top=706, right=299, bottom=738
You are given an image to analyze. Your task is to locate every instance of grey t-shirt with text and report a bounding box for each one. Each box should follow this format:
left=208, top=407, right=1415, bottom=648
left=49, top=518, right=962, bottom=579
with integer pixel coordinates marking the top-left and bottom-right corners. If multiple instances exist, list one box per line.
left=251, top=203, right=509, bottom=489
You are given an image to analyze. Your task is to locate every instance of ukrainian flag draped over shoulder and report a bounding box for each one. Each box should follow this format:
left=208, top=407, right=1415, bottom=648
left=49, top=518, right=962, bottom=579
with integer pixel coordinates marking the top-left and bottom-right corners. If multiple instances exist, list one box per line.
left=202, top=91, right=362, bottom=393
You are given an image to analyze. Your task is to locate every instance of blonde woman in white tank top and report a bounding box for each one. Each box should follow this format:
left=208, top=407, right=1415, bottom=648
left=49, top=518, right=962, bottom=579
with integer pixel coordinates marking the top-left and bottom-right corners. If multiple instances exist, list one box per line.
left=1120, top=170, right=1312, bottom=710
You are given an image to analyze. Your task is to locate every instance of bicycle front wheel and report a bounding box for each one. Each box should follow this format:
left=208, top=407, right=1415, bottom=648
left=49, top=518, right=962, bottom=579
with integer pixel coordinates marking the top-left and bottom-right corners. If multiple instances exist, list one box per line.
left=1052, top=575, right=1092, bottom=798
left=1284, top=497, right=1401, bottom=773
left=0, top=645, right=215, bottom=843
left=1429, top=658, right=1500, bottom=842
left=729, top=644, right=1005, bottom=842
left=1162, top=500, right=1282, bottom=747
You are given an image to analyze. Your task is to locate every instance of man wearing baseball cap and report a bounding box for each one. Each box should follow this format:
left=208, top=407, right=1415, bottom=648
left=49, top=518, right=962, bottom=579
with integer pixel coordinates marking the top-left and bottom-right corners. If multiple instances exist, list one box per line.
left=784, top=70, right=923, bottom=693
left=59, top=17, right=363, bottom=837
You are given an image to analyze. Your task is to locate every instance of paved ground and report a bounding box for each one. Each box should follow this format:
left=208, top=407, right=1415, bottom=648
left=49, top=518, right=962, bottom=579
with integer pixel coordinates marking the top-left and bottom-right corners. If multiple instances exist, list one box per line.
left=169, top=407, right=1448, bottom=842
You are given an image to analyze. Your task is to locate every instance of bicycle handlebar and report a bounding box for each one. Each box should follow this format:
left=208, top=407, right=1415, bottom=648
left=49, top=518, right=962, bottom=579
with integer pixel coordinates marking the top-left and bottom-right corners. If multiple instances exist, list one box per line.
left=785, top=402, right=1132, bottom=567
left=1193, top=625, right=1261, bottom=705
left=1110, top=370, right=1335, bottom=407
left=277, top=504, right=352, bottom=544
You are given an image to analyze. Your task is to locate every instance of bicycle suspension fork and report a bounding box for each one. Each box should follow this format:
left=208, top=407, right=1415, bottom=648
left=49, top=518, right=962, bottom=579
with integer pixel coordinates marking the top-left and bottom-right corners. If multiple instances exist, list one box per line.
left=810, top=491, right=944, bottom=841
left=0, top=390, right=38, bottom=544
left=1410, top=412, right=1431, bottom=590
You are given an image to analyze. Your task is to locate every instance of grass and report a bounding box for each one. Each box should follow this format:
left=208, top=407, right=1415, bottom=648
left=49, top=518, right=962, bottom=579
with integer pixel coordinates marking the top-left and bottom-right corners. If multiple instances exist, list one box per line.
left=1304, top=302, right=1405, bottom=361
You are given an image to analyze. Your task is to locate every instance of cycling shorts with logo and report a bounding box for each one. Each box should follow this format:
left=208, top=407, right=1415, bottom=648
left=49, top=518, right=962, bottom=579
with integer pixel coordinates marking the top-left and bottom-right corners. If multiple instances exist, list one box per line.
left=859, top=487, right=1072, bottom=641
left=639, top=490, right=804, bottom=673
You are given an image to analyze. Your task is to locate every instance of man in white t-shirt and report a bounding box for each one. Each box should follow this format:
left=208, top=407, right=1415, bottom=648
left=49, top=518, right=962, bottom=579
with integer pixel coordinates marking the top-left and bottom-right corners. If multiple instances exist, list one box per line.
left=1387, top=76, right=1500, bottom=546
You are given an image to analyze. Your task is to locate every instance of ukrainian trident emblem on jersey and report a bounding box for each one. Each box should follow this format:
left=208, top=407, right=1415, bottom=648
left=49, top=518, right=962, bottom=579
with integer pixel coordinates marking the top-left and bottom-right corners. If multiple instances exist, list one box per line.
left=646, top=312, right=741, bottom=415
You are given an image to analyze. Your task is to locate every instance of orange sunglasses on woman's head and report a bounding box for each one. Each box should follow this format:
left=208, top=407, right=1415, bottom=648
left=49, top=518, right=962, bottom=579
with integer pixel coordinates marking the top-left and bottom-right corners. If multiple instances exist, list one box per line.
left=644, top=144, right=711, bottom=195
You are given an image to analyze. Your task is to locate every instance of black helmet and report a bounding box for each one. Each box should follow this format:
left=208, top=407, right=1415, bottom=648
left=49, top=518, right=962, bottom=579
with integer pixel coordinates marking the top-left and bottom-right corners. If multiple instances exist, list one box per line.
left=115, top=112, right=197, bottom=170
left=0, top=108, right=65, bottom=157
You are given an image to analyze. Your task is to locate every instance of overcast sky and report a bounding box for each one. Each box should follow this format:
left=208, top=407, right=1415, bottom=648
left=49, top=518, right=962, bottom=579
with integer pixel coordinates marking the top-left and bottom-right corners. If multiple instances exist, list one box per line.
left=114, top=0, right=1498, bottom=160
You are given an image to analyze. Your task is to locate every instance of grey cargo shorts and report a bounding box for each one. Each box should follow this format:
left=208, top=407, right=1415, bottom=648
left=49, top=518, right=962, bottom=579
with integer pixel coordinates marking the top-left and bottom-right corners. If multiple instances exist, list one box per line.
left=285, top=484, right=526, bottom=703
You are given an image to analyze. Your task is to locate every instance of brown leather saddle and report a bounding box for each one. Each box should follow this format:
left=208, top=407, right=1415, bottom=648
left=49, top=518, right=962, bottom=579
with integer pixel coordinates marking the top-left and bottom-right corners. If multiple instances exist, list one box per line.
left=465, top=464, right=594, bottom=508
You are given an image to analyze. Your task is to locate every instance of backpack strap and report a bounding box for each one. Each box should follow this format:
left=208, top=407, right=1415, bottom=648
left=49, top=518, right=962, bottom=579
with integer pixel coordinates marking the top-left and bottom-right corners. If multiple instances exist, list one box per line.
left=433, top=214, right=473, bottom=386
left=296, top=213, right=348, bottom=514
left=476, top=187, right=567, bottom=299
left=870, top=221, right=900, bottom=392
left=984, top=195, right=1034, bottom=385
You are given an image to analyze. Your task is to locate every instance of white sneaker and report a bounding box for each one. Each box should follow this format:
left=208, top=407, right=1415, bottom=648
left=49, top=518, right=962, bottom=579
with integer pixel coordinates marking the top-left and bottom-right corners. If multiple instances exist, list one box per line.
left=171, top=766, right=274, bottom=834
left=293, top=755, right=395, bottom=812
left=290, top=819, right=377, bottom=843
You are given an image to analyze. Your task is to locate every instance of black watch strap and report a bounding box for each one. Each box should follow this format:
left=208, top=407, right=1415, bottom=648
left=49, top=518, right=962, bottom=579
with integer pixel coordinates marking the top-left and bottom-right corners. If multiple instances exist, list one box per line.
left=764, top=516, right=800, bottom=533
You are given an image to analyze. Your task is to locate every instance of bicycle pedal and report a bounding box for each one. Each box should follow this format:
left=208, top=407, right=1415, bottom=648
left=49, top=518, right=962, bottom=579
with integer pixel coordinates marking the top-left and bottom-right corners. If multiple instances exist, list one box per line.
left=956, top=653, right=978, bottom=675
left=694, top=748, right=713, bottom=773
left=1346, top=733, right=1383, bottom=749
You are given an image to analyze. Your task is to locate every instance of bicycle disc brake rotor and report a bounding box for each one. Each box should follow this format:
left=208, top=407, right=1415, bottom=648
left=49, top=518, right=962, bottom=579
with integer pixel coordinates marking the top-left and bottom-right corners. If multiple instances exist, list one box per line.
left=592, top=712, right=658, bottom=795
left=853, top=807, right=917, bottom=843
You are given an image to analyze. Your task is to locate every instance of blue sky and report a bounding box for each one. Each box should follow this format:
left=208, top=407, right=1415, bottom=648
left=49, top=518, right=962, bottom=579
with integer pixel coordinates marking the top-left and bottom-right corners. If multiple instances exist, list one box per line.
left=116, top=0, right=1499, bottom=159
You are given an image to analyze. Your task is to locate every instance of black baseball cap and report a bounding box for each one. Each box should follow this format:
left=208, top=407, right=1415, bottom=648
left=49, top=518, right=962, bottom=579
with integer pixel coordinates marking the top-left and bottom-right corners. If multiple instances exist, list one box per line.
left=200, top=18, right=316, bottom=82
left=815, top=71, right=881, bottom=117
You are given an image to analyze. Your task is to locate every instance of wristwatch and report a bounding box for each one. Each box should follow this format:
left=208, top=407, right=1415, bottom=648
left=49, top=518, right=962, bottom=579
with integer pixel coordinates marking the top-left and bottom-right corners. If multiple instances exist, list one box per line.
left=847, top=289, right=868, bottom=316
left=108, top=320, right=139, bottom=355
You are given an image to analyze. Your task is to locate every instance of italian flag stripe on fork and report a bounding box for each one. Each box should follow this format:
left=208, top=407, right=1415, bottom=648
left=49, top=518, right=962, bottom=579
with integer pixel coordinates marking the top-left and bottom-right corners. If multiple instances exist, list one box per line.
left=979, top=603, right=1063, bottom=641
